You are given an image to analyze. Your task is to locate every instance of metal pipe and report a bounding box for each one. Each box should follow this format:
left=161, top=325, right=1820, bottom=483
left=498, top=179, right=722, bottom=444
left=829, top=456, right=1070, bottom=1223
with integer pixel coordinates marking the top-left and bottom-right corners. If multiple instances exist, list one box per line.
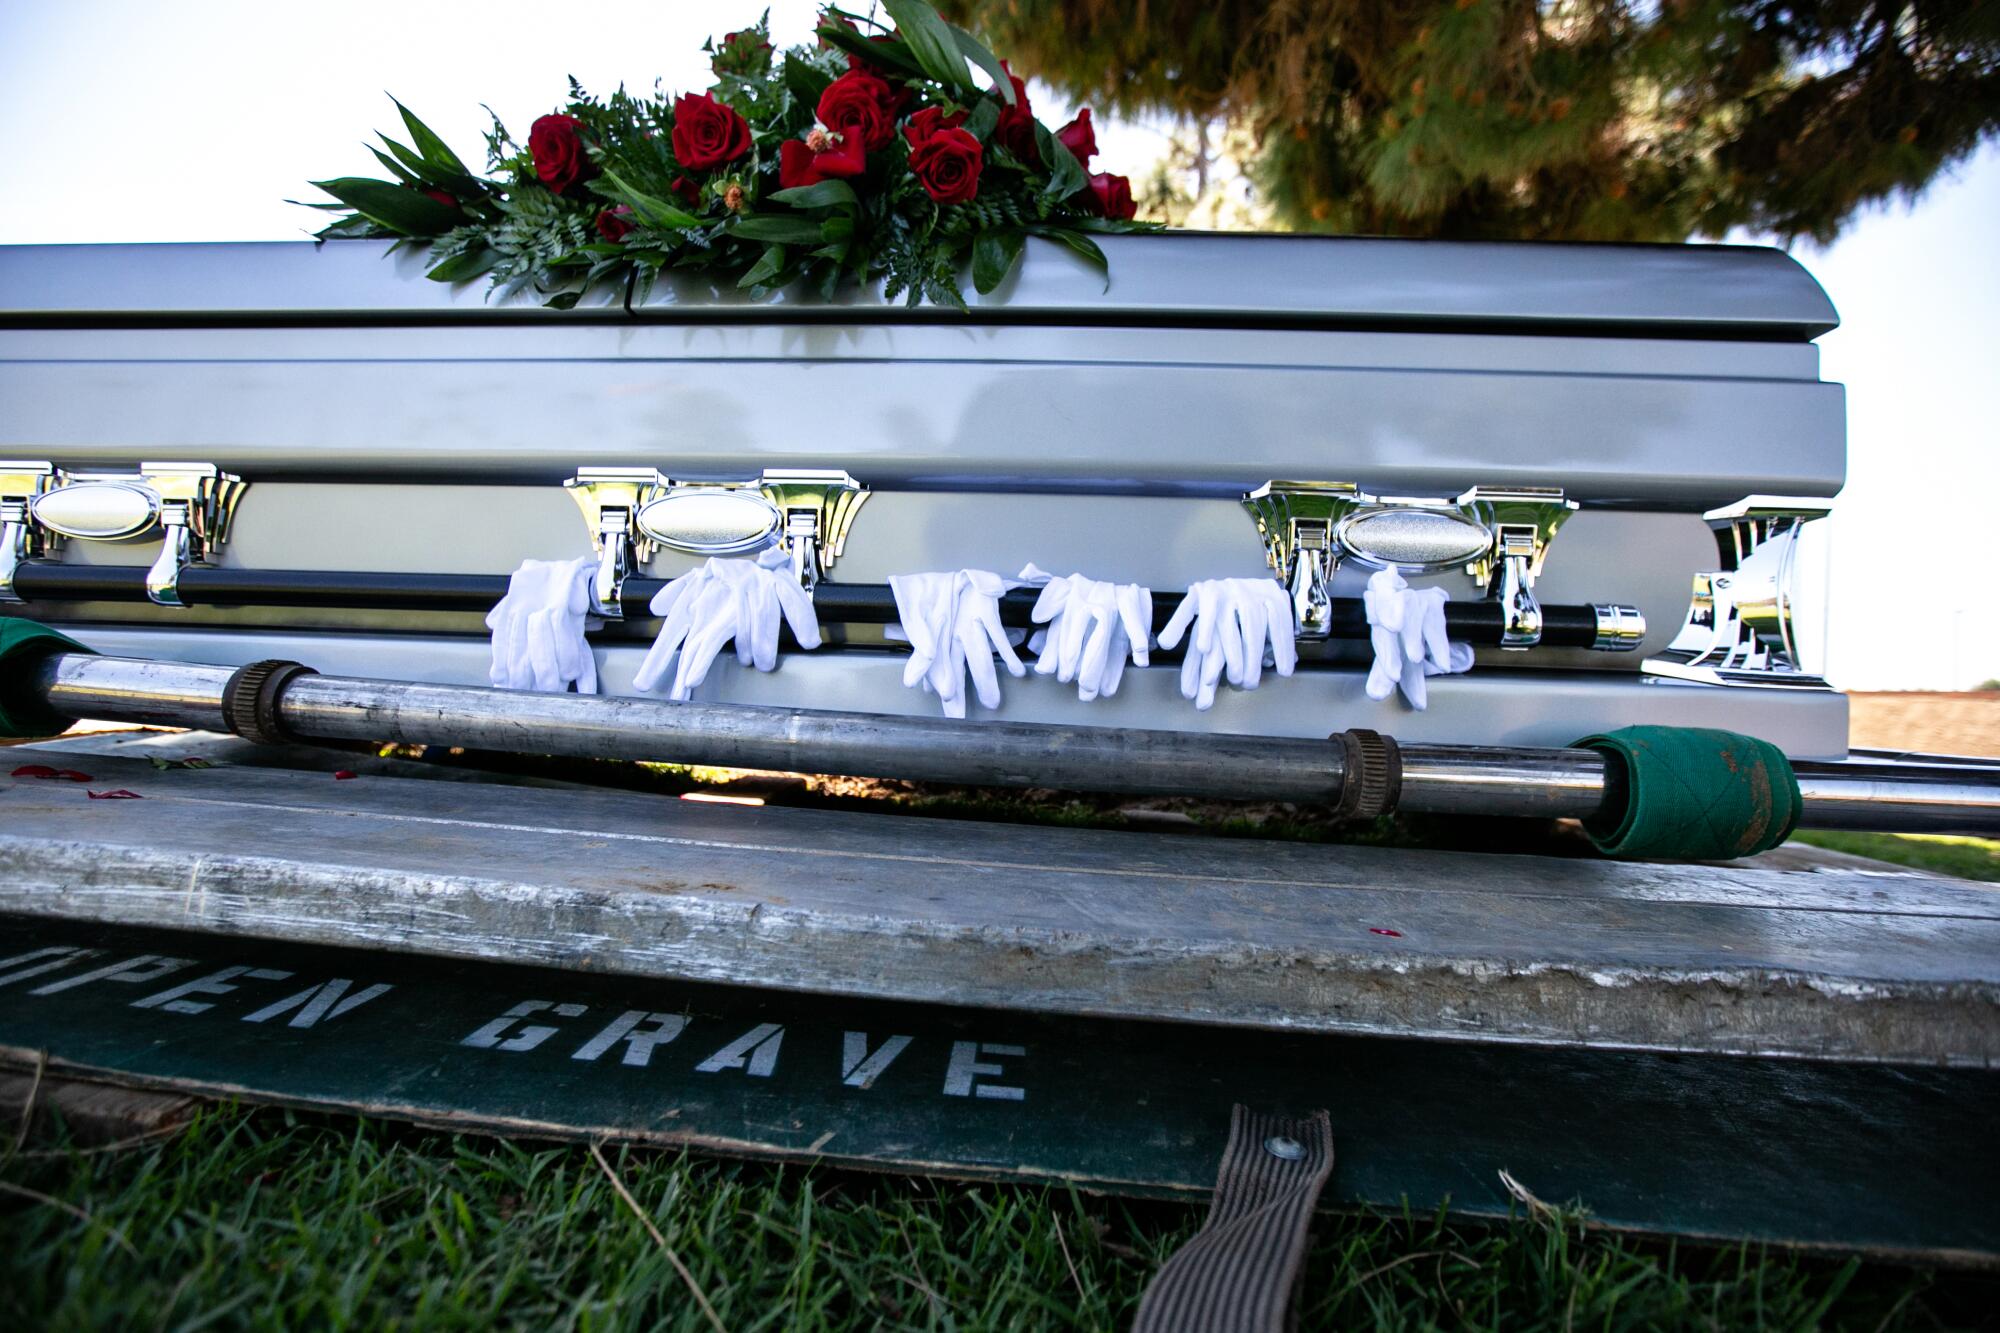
left=35, top=654, right=1350, bottom=804
left=7, top=562, right=1634, bottom=649
left=28, top=653, right=2000, bottom=834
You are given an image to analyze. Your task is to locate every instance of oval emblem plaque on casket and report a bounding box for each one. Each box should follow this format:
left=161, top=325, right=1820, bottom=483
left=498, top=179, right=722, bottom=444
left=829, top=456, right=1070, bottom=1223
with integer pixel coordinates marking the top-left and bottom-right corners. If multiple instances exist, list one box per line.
left=636, top=487, right=784, bottom=556
left=1337, top=507, right=1492, bottom=572
left=31, top=481, right=161, bottom=541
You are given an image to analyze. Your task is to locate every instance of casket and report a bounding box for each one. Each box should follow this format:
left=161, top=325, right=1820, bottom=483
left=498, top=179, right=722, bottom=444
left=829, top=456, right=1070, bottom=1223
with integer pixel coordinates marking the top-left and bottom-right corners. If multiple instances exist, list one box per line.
left=0, top=233, right=1846, bottom=755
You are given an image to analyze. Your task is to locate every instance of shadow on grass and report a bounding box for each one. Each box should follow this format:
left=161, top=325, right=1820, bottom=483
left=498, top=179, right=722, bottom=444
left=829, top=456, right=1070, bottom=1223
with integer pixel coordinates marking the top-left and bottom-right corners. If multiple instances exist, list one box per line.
left=4, top=1101, right=1992, bottom=1331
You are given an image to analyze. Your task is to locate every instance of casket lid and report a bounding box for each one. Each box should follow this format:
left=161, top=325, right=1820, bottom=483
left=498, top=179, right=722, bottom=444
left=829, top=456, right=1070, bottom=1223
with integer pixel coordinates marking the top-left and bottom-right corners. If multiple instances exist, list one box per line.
left=0, top=233, right=1837, bottom=339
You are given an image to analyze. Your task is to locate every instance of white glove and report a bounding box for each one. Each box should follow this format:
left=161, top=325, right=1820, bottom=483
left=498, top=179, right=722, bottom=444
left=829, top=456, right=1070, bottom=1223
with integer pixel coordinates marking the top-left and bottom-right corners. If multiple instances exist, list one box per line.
left=485, top=557, right=600, bottom=694
left=1026, top=569, right=1152, bottom=702
left=1156, top=578, right=1297, bottom=711
left=635, top=547, right=821, bottom=701
left=888, top=568, right=1027, bottom=718
left=1362, top=567, right=1474, bottom=710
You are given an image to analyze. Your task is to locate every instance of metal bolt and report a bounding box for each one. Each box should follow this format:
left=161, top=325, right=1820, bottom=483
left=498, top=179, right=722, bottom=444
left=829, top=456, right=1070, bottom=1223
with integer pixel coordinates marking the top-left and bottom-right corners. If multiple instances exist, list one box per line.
left=1264, top=1135, right=1305, bottom=1161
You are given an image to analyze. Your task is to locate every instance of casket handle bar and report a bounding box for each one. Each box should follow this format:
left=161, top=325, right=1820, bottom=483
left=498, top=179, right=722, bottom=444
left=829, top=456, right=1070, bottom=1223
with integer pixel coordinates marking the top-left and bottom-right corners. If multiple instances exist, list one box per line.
left=1, top=561, right=1643, bottom=651
left=566, top=467, right=867, bottom=618
left=26, top=651, right=2000, bottom=836
left=0, top=461, right=246, bottom=607
left=1243, top=481, right=1588, bottom=649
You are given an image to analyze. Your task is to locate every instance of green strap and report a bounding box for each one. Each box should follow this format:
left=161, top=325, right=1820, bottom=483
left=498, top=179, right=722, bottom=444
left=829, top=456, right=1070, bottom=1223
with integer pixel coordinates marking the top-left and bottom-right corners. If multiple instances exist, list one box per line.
left=1574, top=725, right=1801, bottom=861
left=0, top=617, right=94, bottom=739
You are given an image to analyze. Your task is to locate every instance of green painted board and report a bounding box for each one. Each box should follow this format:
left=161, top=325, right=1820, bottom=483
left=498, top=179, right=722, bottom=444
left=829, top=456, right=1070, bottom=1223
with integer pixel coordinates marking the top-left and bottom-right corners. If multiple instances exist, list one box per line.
left=2, top=915, right=1994, bottom=1266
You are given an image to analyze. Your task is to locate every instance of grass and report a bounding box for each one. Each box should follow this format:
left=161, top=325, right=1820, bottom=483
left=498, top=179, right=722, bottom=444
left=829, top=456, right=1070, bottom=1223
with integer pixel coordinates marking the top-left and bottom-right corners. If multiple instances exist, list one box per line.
left=4, top=1102, right=1990, bottom=1331
left=1792, top=831, right=2000, bottom=882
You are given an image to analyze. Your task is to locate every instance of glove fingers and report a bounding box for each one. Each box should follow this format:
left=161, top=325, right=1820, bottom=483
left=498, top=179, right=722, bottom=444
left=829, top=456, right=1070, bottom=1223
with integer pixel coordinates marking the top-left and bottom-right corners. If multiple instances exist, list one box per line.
left=772, top=574, right=822, bottom=652
left=1237, top=594, right=1266, bottom=690
left=525, top=612, right=564, bottom=693
left=1260, top=582, right=1299, bottom=676
left=1196, top=643, right=1225, bottom=711
left=1117, top=585, right=1152, bottom=667
left=1178, top=644, right=1203, bottom=702
left=1217, top=597, right=1247, bottom=686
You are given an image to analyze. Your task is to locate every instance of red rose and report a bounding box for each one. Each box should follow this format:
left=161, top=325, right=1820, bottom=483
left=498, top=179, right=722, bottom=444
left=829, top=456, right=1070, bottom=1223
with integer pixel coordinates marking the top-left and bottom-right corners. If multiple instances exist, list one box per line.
left=670, top=175, right=700, bottom=207
left=529, top=114, right=590, bottom=195
left=993, top=62, right=1036, bottom=159
left=780, top=134, right=865, bottom=188
left=421, top=187, right=460, bottom=210
left=671, top=92, right=751, bottom=171
left=903, top=106, right=968, bottom=149
left=817, top=69, right=899, bottom=153
left=1083, top=171, right=1136, bottom=220
left=908, top=127, right=983, bottom=205
left=1056, top=108, right=1097, bottom=164
left=596, top=205, right=635, bottom=242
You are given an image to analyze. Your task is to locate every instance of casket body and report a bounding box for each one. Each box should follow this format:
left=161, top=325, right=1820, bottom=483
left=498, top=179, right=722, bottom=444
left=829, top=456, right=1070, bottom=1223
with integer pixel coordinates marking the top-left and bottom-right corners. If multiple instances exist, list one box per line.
left=0, top=234, right=1848, bottom=756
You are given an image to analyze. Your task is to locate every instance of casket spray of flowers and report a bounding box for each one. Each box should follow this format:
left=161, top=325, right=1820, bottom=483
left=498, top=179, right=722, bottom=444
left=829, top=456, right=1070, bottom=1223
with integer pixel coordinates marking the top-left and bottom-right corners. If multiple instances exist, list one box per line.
left=304, top=2, right=1151, bottom=310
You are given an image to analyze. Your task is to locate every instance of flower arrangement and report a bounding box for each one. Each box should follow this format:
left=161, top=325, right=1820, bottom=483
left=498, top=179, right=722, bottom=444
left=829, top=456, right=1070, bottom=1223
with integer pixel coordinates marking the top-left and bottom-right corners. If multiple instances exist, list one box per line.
left=304, top=2, right=1151, bottom=310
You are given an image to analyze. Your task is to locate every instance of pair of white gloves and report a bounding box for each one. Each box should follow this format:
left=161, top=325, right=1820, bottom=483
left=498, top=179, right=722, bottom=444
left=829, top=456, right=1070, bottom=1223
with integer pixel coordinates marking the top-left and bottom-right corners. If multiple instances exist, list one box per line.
left=487, top=550, right=820, bottom=701
left=887, top=566, right=1155, bottom=717
left=486, top=557, right=601, bottom=694
left=1362, top=567, right=1473, bottom=710
left=888, top=568, right=1299, bottom=715
left=634, top=547, right=821, bottom=700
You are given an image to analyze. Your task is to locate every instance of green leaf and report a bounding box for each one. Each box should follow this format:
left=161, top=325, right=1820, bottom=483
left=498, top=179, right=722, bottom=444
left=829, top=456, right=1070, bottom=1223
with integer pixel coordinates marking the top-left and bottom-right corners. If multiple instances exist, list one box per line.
left=962, top=98, right=1000, bottom=144
left=782, top=56, right=835, bottom=110
left=950, top=24, right=1015, bottom=105
left=770, top=181, right=857, bottom=209
left=738, top=243, right=789, bottom=288
left=310, top=177, right=462, bottom=237
left=598, top=167, right=701, bottom=229
left=1026, top=225, right=1109, bottom=281
left=378, top=134, right=431, bottom=179
left=426, top=246, right=497, bottom=282
left=368, top=146, right=421, bottom=186
left=394, top=98, right=470, bottom=175
left=881, top=0, right=968, bottom=93
left=971, top=230, right=1024, bottom=295
left=812, top=20, right=920, bottom=80
left=731, top=215, right=828, bottom=243
left=543, top=291, right=583, bottom=310
left=1034, top=124, right=1089, bottom=200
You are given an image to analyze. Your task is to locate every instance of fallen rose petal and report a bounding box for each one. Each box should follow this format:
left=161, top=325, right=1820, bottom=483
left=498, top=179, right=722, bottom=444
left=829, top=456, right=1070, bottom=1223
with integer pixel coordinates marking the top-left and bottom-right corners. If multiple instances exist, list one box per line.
left=87, top=789, right=143, bottom=800
left=11, top=764, right=60, bottom=779
left=333, top=770, right=358, bottom=780
left=58, top=769, right=93, bottom=782
left=1369, top=927, right=1404, bottom=937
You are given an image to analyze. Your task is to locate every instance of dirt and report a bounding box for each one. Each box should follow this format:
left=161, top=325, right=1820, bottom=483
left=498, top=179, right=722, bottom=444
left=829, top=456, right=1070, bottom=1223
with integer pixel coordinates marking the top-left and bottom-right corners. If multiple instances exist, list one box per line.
left=1847, top=692, right=2000, bottom=759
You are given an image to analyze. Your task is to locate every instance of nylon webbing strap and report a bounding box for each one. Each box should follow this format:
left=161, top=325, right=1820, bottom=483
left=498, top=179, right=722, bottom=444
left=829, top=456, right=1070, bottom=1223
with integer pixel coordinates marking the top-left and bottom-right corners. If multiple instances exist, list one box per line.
left=1133, top=1106, right=1335, bottom=1333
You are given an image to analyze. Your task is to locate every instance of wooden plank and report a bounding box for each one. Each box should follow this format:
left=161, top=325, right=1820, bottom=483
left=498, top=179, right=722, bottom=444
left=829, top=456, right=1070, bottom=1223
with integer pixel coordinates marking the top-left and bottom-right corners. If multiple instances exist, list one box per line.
left=1, top=917, right=1992, bottom=1265
left=1, top=752, right=1996, bottom=1065
left=0, top=1066, right=197, bottom=1146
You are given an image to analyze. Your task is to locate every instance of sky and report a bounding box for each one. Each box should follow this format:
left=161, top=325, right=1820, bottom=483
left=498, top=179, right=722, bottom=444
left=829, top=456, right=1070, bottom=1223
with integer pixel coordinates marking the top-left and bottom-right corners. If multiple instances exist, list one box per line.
left=2, top=0, right=1994, bottom=690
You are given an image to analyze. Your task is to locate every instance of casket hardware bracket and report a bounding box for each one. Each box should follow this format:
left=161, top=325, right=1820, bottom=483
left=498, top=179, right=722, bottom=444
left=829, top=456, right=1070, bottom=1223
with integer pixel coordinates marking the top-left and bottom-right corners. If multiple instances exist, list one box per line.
left=755, top=469, right=869, bottom=592
left=1242, top=480, right=1362, bottom=638
left=569, top=467, right=868, bottom=611
left=1459, top=486, right=1579, bottom=650
left=1, top=460, right=247, bottom=607
left=0, top=461, right=57, bottom=604
left=564, top=467, right=668, bottom=620
left=1244, top=481, right=1578, bottom=647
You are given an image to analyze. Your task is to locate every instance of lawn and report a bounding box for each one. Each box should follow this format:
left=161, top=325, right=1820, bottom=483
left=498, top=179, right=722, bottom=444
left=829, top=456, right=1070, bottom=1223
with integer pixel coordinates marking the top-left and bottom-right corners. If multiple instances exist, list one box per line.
left=5, top=1102, right=1989, bottom=1331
